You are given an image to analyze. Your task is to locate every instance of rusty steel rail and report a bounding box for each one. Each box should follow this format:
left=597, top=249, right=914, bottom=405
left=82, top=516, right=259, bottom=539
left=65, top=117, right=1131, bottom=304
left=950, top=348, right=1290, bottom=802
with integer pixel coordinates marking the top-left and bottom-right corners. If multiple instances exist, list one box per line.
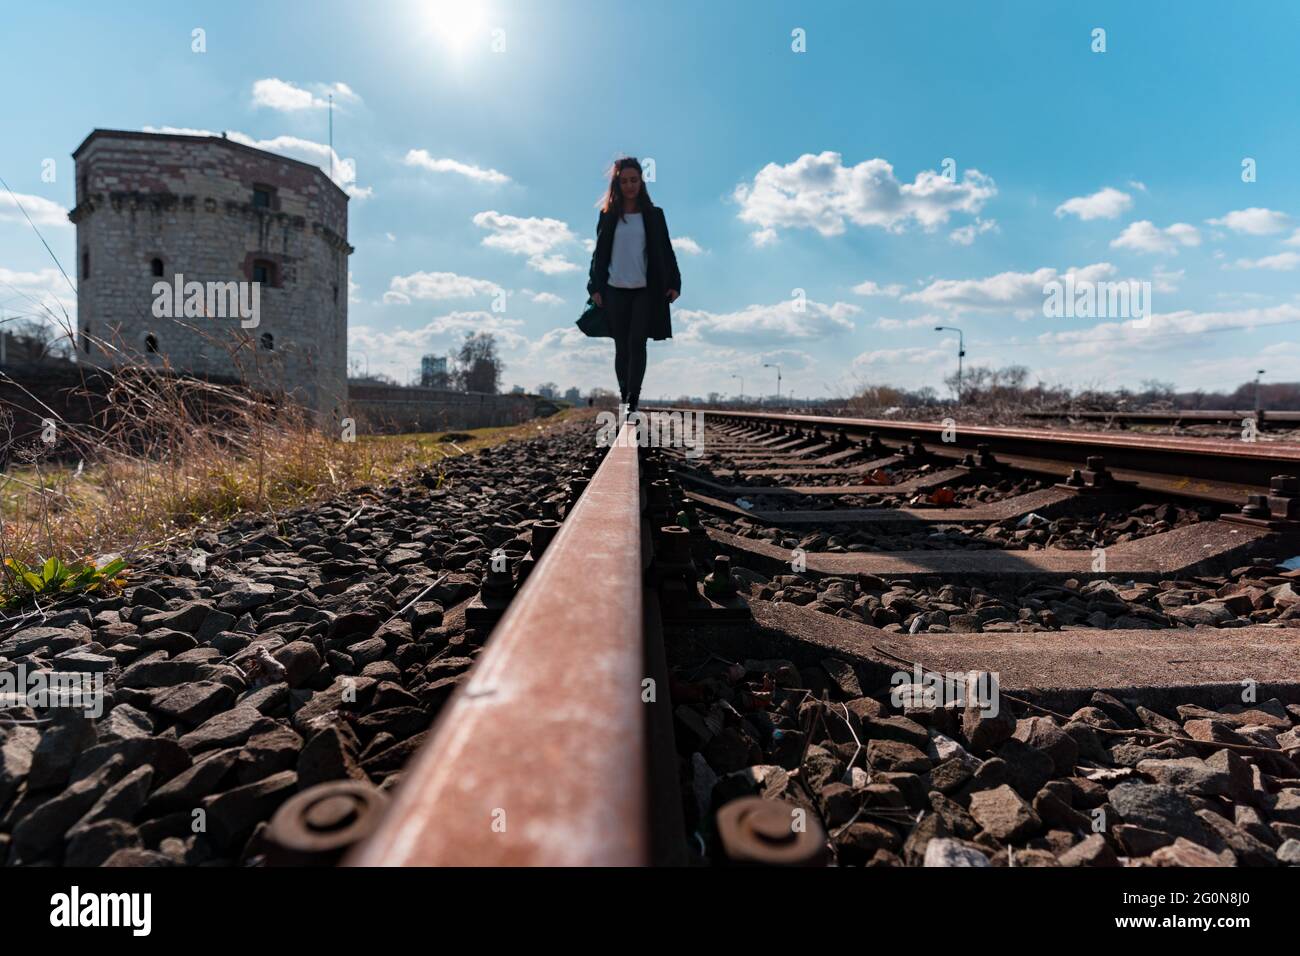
left=1025, top=408, right=1300, bottom=427
left=348, top=421, right=650, bottom=866
left=667, top=407, right=1300, bottom=492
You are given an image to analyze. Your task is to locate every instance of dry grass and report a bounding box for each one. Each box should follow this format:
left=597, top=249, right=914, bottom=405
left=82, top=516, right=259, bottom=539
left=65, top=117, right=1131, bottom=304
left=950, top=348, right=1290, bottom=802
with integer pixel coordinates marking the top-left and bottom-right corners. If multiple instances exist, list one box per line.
left=0, top=368, right=584, bottom=604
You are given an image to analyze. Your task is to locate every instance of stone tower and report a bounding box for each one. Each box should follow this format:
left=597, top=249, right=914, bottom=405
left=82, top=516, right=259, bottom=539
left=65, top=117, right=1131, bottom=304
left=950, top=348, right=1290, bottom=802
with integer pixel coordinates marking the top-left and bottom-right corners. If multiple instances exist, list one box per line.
left=68, top=129, right=352, bottom=417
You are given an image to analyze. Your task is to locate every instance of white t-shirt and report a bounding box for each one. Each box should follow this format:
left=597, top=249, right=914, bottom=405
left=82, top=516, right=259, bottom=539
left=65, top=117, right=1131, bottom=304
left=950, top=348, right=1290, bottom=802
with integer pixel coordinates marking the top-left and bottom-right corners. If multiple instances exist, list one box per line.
left=608, top=212, right=647, bottom=289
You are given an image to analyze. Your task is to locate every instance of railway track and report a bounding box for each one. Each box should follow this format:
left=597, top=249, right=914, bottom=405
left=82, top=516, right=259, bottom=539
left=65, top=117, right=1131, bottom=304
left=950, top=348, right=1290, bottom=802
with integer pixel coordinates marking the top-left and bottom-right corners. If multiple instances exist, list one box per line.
left=348, top=409, right=1300, bottom=868
left=5, top=409, right=1300, bottom=868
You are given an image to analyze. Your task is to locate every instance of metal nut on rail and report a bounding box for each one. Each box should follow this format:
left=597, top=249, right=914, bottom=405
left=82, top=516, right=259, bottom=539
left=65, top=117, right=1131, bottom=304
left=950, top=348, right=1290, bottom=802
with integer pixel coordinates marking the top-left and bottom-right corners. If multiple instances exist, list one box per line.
left=266, top=780, right=389, bottom=866
left=716, top=796, right=826, bottom=866
left=529, top=518, right=561, bottom=558
left=703, top=555, right=737, bottom=599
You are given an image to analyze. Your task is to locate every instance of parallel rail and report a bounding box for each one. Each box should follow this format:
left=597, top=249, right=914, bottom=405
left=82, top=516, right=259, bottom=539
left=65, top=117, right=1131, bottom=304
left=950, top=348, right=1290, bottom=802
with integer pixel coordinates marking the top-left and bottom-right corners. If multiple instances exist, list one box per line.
left=666, top=408, right=1300, bottom=497
left=1024, top=408, right=1300, bottom=427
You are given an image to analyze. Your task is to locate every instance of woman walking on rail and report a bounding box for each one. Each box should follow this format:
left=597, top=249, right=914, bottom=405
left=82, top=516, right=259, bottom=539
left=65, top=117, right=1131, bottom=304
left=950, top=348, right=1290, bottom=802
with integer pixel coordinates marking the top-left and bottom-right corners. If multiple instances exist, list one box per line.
left=580, top=157, right=682, bottom=415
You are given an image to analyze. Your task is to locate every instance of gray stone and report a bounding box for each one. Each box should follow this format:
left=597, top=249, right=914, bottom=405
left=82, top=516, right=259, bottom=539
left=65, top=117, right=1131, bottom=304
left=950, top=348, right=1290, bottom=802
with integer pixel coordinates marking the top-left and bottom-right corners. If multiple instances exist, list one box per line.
left=1136, top=756, right=1232, bottom=797
left=99, top=703, right=155, bottom=742
left=152, top=681, right=237, bottom=726
left=178, top=705, right=278, bottom=753
left=11, top=755, right=127, bottom=860
left=272, top=641, right=321, bottom=689
left=968, top=784, right=1041, bottom=843
left=923, top=837, right=990, bottom=867
left=69, top=764, right=153, bottom=833
left=64, top=820, right=142, bottom=867
left=144, top=748, right=239, bottom=816
left=1108, top=782, right=1211, bottom=844
left=27, top=714, right=98, bottom=790
left=201, top=769, right=298, bottom=851
left=1277, top=839, right=1300, bottom=865
left=217, top=582, right=278, bottom=614
left=1057, top=833, right=1120, bottom=866
left=1013, top=716, right=1079, bottom=775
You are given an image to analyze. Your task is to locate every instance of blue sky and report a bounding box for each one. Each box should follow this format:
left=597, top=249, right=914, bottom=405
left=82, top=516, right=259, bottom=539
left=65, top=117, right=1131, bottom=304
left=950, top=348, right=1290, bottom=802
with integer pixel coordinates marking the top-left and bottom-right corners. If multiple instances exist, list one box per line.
left=2, top=0, right=1299, bottom=400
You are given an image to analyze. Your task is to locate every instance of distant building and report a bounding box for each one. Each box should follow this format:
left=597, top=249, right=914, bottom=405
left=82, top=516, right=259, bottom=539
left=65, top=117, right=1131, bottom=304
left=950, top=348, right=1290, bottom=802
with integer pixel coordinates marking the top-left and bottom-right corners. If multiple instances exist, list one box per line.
left=420, top=353, right=448, bottom=387
left=563, top=386, right=581, bottom=402
left=510, top=384, right=525, bottom=395
left=537, top=384, right=556, bottom=399
left=69, top=128, right=352, bottom=414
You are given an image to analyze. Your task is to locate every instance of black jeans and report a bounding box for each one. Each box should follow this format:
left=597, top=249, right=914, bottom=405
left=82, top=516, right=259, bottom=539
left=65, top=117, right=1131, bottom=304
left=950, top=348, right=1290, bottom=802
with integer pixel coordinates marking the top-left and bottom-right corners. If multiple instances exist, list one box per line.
left=606, top=285, right=650, bottom=406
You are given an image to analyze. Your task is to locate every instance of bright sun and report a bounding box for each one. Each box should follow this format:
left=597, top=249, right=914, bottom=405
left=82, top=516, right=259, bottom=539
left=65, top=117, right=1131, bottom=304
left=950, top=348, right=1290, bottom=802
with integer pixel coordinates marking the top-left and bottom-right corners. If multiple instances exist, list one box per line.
left=423, top=0, right=489, bottom=53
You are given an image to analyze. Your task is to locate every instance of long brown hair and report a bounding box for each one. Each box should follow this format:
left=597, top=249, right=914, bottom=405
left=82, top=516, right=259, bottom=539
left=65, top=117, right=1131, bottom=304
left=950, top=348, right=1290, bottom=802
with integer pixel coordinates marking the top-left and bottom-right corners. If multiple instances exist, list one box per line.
left=598, top=156, right=653, bottom=221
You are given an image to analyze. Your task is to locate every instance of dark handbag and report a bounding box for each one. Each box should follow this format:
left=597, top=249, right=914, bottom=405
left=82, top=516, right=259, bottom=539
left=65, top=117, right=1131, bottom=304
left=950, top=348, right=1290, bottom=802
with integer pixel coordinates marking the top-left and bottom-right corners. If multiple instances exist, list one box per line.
left=576, top=297, right=612, bottom=338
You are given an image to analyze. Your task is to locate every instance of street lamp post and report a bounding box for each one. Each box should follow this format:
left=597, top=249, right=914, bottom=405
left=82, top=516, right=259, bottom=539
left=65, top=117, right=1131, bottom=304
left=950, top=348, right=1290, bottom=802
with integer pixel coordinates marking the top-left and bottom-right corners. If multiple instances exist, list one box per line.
left=1255, top=369, right=1266, bottom=415
left=763, top=363, right=782, bottom=406
left=731, top=373, right=744, bottom=404
left=934, top=326, right=965, bottom=402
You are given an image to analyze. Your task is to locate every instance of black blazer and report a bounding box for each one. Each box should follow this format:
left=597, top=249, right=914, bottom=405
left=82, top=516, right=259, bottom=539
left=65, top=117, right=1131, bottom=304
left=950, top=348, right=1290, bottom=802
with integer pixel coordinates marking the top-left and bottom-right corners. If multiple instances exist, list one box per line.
left=586, top=205, right=681, bottom=341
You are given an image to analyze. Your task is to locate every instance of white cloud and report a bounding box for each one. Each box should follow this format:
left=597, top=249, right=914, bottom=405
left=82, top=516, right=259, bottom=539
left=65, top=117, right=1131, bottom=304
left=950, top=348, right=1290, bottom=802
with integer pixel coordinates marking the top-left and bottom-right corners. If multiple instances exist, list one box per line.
left=527, top=255, right=579, bottom=275
left=949, top=217, right=998, bottom=245
left=472, top=211, right=579, bottom=273
left=733, top=151, right=995, bottom=244
left=672, top=236, right=704, bottom=255
left=1152, top=267, right=1184, bottom=292
left=143, top=126, right=371, bottom=199
left=852, top=280, right=904, bottom=297
left=252, top=78, right=361, bottom=112
left=1034, top=303, right=1300, bottom=358
left=1110, top=220, right=1200, bottom=255
left=530, top=291, right=564, bottom=305
left=0, top=266, right=77, bottom=327
left=1054, top=187, right=1133, bottom=221
left=1232, top=252, right=1300, bottom=271
left=384, top=271, right=503, bottom=303
left=1283, top=229, right=1300, bottom=247
left=873, top=315, right=945, bottom=330
left=1206, top=207, right=1290, bottom=235
left=403, top=149, right=510, bottom=185
left=675, top=298, right=857, bottom=346
left=1128, top=180, right=1148, bottom=193
left=902, top=262, right=1116, bottom=313
left=0, top=190, right=70, bottom=228
left=347, top=271, right=361, bottom=304
left=852, top=343, right=953, bottom=370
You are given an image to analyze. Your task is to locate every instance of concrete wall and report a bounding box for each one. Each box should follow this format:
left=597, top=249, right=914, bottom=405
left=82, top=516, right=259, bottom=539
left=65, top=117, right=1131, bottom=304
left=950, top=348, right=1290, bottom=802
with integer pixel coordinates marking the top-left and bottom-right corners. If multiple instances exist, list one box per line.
left=69, top=130, right=351, bottom=415
left=347, top=384, right=538, bottom=433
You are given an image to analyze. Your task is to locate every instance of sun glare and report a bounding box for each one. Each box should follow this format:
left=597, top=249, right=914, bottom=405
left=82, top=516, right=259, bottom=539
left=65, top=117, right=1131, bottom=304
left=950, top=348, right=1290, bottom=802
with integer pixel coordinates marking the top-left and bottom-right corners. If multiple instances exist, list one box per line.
left=423, top=0, right=489, bottom=54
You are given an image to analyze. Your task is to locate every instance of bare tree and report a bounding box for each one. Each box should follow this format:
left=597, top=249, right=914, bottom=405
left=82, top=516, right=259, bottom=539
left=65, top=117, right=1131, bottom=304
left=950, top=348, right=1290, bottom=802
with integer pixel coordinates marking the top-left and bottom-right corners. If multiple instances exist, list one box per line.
left=453, top=332, right=503, bottom=394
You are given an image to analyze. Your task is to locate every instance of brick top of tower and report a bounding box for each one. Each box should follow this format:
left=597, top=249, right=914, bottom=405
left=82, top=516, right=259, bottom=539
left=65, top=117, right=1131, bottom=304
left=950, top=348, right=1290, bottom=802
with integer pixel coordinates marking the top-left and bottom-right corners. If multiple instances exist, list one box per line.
left=72, top=128, right=350, bottom=203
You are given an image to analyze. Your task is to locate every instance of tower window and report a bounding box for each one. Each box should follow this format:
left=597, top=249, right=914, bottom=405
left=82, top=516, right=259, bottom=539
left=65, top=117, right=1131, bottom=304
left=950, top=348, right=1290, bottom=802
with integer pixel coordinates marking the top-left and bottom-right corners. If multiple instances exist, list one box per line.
left=151, top=257, right=164, bottom=277
left=82, top=248, right=90, bottom=279
left=332, top=283, right=339, bottom=304
left=145, top=333, right=159, bottom=354
left=252, top=184, right=277, bottom=209
left=252, top=259, right=277, bottom=285
left=260, top=332, right=274, bottom=351
left=83, top=325, right=92, bottom=355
